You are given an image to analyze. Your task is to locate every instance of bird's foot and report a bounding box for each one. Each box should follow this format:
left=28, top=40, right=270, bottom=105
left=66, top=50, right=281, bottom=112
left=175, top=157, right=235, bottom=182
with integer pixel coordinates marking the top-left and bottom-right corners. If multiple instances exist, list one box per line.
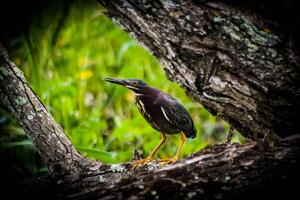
left=159, top=157, right=178, bottom=166
left=131, top=157, right=154, bottom=170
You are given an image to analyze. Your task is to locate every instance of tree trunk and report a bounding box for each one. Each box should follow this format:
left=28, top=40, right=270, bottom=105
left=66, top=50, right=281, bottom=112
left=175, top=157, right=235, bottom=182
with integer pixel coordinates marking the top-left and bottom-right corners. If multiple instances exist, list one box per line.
left=0, top=44, right=99, bottom=179
left=1, top=0, right=300, bottom=199
left=99, top=0, right=300, bottom=142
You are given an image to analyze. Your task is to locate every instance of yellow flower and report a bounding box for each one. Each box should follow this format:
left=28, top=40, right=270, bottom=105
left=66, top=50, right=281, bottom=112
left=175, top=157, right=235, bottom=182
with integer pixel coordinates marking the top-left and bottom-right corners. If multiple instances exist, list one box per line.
left=79, top=70, right=93, bottom=79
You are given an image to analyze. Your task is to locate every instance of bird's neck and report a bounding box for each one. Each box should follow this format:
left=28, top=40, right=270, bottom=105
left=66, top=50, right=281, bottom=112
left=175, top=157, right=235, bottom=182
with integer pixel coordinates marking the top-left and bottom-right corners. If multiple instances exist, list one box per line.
left=133, top=86, right=160, bottom=97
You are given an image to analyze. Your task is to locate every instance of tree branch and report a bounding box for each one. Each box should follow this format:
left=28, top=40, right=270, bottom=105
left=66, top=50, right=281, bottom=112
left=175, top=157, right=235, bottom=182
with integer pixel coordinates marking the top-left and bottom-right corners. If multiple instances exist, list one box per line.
left=1, top=42, right=299, bottom=199
left=1, top=0, right=300, bottom=199
left=16, top=136, right=300, bottom=200
left=0, top=44, right=97, bottom=176
left=99, top=0, right=300, bottom=142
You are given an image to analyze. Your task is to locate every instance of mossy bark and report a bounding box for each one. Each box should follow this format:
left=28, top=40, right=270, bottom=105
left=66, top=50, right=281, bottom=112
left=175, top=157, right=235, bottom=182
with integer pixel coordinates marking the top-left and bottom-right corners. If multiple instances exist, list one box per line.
left=13, top=137, right=300, bottom=200
left=0, top=44, right=99, bottom=178
left=99, top=0, right=300, bottom=142
left=1, top=0, right=300, bottom=199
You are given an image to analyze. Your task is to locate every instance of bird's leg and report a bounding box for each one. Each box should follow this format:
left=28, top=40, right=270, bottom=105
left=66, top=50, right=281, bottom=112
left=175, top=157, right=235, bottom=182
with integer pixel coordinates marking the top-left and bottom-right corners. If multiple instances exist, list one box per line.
left=148, top=134, right=167, bottom=159
left=159, top=132, right=186, bottom=165
left=131, top=134, right=166, bottom=169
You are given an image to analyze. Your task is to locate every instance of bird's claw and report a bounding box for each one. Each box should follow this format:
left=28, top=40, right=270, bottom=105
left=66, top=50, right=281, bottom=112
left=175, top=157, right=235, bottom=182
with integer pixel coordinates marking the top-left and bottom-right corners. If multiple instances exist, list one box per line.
left=131, top=156, right=179, bottom=170
left=158, top=157, right=178, bottom=166
left=131, top=157, right=153, bottom=170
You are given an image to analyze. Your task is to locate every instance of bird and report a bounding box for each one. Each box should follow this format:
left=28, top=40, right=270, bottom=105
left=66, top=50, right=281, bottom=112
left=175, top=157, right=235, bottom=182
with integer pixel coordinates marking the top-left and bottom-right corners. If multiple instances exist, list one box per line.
left=104, top=77, right=197, bottom=169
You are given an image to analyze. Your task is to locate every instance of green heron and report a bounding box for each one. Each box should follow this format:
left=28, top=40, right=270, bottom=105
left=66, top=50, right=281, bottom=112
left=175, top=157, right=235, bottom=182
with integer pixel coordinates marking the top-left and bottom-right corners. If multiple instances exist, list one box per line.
left=104, top=78, right=196, bottom=169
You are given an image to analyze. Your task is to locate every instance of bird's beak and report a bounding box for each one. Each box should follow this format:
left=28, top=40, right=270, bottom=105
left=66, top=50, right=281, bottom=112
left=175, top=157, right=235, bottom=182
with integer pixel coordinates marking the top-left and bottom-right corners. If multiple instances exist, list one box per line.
left=103, top=77, right=128, bottom=86
left=104, top=77, right=140, bottom=91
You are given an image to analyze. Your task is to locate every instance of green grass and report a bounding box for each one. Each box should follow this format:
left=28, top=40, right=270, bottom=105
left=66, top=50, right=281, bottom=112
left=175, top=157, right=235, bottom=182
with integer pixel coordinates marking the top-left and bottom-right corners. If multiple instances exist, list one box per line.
left=0, top=0, right=243, bottom=171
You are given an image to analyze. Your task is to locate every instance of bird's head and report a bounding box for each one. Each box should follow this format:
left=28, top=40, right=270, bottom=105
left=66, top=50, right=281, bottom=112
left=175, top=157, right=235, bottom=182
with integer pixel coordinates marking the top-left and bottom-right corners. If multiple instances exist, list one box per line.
left=104, top=77, right=147, bottom=93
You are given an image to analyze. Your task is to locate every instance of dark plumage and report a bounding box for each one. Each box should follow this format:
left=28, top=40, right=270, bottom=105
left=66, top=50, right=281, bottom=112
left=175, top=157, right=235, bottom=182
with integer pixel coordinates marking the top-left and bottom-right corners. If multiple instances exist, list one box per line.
left=104, top=77, right=197, bottom=168
left=135, top=87, right=196, bottom=138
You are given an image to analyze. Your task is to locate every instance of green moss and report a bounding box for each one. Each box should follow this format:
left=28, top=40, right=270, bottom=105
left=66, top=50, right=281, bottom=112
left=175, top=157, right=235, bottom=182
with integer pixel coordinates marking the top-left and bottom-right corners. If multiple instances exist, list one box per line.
left=222, top=24, right=241, bottom=41
left=246, top=42, right=259, bottom=53
left=0, top=67, right=10, bottom=76
left=212, top=16, right=224, bottom=23
left=235, top=16, right=280, bottom=46
left=15, top=96, right=27, bottom=105
left=267, top=48, right=278, bottom=57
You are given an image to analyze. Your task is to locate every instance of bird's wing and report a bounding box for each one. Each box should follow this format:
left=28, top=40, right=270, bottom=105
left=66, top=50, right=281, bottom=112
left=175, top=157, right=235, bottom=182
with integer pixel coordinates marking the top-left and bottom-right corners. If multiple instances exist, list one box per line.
left=160, top=97, right=194, bottom=132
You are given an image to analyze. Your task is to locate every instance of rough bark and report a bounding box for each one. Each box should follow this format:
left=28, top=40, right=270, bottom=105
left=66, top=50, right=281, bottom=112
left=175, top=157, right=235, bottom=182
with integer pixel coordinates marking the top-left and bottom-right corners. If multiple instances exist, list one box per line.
left=0, top=44, right=99, bottom=178
left=1, top=0, right=300, bottom=199
left=15, top=136, right=300, bottom=200
left=1, top=42, right=299, bottom=199
left=99, top=0, right=300, bottom=141
left=69, top=136, right=300, bottom=200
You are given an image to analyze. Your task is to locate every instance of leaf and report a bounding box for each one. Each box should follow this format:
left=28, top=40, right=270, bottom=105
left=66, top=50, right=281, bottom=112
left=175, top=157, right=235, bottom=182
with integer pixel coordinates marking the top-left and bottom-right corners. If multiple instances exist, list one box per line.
left=75, top=146, right=116, bottom=162
left=0, top=140, right=33, bottom=148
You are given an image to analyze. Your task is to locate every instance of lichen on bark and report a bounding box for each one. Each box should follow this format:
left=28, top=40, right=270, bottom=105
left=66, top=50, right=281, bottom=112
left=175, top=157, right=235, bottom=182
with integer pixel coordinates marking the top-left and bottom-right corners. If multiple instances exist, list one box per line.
left=100, top=0, right=300, bottom=142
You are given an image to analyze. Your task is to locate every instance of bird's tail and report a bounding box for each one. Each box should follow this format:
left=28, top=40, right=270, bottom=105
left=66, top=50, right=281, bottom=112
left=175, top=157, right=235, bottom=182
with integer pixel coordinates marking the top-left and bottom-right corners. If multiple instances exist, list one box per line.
left=184, top=130, right=196, bottom=139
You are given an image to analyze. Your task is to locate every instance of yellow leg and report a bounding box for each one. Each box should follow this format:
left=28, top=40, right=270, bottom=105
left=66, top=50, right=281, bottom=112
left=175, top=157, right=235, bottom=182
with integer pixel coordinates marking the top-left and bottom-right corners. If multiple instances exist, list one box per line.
left=131, top=134, right=166, bottom=169
left=160, top=132, right=186, bottom=165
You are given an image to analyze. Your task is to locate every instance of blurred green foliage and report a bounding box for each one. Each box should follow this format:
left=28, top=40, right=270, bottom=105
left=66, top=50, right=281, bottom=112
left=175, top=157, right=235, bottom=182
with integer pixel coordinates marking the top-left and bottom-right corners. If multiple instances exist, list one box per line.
left=0, top=0, right=244, bottom=177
